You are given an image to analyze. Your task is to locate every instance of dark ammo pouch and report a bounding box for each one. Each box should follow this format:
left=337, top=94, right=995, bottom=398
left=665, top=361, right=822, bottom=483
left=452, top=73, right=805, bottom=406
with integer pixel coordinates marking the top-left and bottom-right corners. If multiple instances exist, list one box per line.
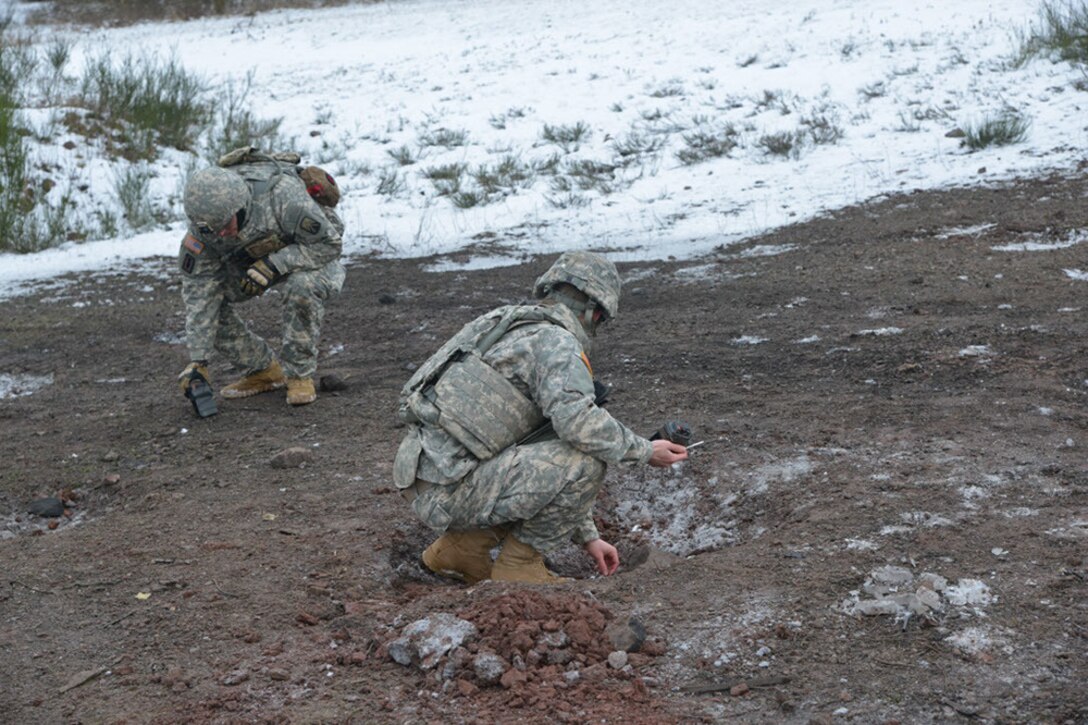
left=185, top=371, right=218, bottom=418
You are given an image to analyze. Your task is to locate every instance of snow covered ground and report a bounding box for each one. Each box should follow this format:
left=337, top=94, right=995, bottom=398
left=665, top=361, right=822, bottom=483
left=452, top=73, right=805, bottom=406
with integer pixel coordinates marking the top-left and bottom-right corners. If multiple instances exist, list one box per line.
left=2, top=0, right=1085, bottom=299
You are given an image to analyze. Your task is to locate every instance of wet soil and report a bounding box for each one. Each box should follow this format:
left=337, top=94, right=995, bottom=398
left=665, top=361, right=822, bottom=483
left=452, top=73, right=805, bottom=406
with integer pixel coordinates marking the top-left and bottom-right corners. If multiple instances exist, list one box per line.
left=1, top=173, right=1087, bottom=723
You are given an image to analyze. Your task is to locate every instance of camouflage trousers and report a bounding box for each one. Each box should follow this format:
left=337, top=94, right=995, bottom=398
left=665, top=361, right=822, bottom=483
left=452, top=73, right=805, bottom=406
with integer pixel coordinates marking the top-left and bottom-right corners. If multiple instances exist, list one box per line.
left=412, top=439, right=606, bottom=553
left=214, top=260, right=345, bottom=378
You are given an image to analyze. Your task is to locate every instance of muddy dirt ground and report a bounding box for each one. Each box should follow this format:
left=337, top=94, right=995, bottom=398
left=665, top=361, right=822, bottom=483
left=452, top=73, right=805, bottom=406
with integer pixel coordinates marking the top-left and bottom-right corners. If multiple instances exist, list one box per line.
left=2, top=174, right=1087, bottom=724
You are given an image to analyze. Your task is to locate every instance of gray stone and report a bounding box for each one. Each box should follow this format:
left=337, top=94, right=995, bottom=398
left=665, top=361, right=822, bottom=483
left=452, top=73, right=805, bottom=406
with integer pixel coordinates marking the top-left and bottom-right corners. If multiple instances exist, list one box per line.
left=392, top=613, right=478, bottom=670
left=863, top=565, right=913, bottom=597
left=870, top=565, right=913, bottom=587
left=914, top=587, right=943, bottom=612
left=917, top=572, right=948, bottom=592
left=441, top=646, right=470, bottom=680
left=624, top=543, right=681, bottom=570
left=472, top=652, right=507, bottom=686
left=320, top=374, right=348, bottom=392
left=538, top=630, right=569, bottom=649
left=605, top=617, right=646, bottom=653
left=27, top=497, right=64, bottom=518
left=607, top=650, right=629, bottom=669
left=221, top=669, right=249, bottom=686
left=388, top=637, right=414, bottom=666
left=546, top=648, right=573, bottom=666
left=855, top=599, right=901, bottom=616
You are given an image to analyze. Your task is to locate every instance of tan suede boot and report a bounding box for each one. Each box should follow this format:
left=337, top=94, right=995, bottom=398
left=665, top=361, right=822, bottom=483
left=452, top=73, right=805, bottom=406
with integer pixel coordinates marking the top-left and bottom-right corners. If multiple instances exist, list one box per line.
left=491, top=536, right=570, bottom=584
left=286, top=377, right=316, bottom=406
left=220, top=361, right=286, bottom=399
left=422, top=528, right=504, bottom=584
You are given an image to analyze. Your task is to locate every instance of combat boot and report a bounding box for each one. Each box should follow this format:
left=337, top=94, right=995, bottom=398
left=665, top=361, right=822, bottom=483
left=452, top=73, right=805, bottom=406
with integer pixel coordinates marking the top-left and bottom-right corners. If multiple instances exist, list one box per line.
left=221, top=361, right=286, bottom=399
left=286, top=377, right=317, bottom=406
left=491, top=536, right=571, bottom=584
left=422, top=527, right=504, bottom=584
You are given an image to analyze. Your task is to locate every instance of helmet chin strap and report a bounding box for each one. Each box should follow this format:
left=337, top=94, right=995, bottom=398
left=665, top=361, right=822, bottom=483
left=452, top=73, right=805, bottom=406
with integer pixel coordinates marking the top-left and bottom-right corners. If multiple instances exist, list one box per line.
left=547, top=289, right=601, bottom=336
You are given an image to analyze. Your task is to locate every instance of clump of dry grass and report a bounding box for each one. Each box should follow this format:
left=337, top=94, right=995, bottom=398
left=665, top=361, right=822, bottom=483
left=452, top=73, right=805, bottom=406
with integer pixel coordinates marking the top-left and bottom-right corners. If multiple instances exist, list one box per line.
left=28, top=0, right=377, bottom=28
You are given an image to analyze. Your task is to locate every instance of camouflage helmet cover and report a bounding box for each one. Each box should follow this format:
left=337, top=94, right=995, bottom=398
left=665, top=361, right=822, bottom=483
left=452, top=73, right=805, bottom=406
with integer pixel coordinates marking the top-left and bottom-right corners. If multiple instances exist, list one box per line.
left=183, top=167, right=251, bottom=231
left=533, top=251, right=621, bottom=319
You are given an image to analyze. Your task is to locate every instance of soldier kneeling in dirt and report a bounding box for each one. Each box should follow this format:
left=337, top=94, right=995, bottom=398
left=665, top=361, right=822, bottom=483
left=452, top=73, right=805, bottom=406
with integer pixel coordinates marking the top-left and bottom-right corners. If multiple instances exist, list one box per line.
left=394, top=252, right=688, bottom=584
left=176, top=147, right=345, bottom=408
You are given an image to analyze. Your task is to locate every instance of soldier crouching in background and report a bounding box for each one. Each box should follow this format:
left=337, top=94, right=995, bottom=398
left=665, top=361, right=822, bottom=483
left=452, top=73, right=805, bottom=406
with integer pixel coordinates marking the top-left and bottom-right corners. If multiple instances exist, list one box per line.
left=176, top=148, right=345, bottom=410
left=394, top=251, right=688, bottom=584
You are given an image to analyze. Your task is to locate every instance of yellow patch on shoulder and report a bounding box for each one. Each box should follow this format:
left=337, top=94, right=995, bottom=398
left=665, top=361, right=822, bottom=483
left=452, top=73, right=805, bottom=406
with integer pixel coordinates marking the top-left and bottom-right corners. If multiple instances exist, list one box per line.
left=580, top=351, right=593, bottom=377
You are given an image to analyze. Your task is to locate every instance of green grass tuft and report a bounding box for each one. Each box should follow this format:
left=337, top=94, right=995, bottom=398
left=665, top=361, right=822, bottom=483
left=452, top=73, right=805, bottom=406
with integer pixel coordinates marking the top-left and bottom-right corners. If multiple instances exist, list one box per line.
left=676, top=124, right=739, bottom=165
left=205, top=71, right=283, bottom=161
left=423, top=163, right=466, bottom=196
left=387, top=144, right=417, bottom=166
left=541, top=122, right=590, bottom=152
left=419, top=127, right=469, bottom=148
left=78, top=50, right=211, bottom=159
left=473, top=155, right=534, bottom=195
left=113, top=163, right=157, bottom=231
left=961, top=112, right=1030, bottom=150
left=376, top=167, right=404, bottom=197
left=1017, top=0, right=1088, bottom=65
left=757, top=130, right=805, bottom=158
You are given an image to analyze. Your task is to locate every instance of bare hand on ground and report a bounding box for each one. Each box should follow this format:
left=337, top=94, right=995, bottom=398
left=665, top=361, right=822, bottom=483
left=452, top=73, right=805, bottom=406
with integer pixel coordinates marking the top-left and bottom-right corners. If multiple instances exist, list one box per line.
left=584, top=538, right=620, bottom=575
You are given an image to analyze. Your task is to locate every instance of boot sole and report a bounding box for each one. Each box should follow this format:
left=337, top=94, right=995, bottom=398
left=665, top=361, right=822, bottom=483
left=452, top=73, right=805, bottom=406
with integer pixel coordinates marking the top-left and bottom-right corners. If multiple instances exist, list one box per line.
left=221, top=382, right=286, bottom=399
left=422, top=556, right=476, bottom=583
left=421, top=549, right=486, bottom=584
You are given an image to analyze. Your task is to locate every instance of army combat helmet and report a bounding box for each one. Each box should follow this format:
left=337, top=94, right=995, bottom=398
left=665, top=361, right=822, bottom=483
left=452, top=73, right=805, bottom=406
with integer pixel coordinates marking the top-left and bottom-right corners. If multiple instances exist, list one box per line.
left=533, top=251, right=621, bottom=334
left=183, top=167, right=250, bottom=235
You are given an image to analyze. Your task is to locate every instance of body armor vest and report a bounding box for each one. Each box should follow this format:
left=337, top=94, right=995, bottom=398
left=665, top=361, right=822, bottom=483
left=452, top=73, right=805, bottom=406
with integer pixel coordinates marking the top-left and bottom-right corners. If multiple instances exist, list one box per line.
left=399, top=304, right=580, bottom=461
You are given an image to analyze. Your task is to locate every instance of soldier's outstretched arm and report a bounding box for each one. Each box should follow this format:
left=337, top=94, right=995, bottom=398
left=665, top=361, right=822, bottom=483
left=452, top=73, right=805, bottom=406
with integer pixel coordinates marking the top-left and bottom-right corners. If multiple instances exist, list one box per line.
left=648, top=439, right=688, bottom=467
left=531, top=333, right=653, bottom=464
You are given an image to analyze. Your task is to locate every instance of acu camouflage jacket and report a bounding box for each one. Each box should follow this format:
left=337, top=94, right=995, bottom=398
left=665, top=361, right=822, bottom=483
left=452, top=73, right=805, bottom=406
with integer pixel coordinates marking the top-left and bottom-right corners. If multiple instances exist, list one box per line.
left=177, top=160, right=344, bottom=361
left=400, top=302, right=654, bottom=485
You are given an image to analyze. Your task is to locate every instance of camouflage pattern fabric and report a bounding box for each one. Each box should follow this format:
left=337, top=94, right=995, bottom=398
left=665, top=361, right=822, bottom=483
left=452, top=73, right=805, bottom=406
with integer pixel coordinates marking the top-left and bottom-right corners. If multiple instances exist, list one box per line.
left=413, top=439, right=607, bottom=552
left=400, top=302, right=653, bottom=549
left=178, top=161, right=344, bottom=378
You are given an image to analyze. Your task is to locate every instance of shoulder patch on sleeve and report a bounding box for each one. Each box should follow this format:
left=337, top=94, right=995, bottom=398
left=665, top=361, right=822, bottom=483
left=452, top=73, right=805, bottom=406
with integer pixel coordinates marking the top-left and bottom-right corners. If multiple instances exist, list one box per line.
left=181, top=253, right=196, bottom=273
left=183, top=234, right=204, bottom=255
left=580, top=351, right=594, bottom=377
left=299, top=216, right=322, bottom=235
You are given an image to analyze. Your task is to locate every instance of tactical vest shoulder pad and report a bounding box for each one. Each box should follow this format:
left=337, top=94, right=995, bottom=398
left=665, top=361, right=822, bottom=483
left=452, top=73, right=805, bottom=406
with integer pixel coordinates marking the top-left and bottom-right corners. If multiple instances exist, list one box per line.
left=397, top=304, right=573, bottom=424
left=218, top=146, right=302, bottom=167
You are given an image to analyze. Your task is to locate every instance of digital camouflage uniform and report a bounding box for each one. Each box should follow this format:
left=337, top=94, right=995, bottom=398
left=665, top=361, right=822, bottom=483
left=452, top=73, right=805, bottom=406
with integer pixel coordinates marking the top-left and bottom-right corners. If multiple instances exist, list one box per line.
left=396, top=302, right=653, bottom=553
left=178, top=160, right=345, bottom=378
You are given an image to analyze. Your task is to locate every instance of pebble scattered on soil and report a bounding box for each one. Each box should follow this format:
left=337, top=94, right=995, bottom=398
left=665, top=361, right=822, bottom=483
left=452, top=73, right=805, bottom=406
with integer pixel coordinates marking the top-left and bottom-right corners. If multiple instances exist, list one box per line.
left=27, top=497, right=64, bottom=518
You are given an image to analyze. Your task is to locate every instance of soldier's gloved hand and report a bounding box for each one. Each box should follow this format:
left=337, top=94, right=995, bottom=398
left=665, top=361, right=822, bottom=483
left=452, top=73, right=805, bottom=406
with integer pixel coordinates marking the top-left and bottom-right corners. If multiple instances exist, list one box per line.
left=240, top=258, right=280, bottom=296
left=178, top=361, right=209, bottom=393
